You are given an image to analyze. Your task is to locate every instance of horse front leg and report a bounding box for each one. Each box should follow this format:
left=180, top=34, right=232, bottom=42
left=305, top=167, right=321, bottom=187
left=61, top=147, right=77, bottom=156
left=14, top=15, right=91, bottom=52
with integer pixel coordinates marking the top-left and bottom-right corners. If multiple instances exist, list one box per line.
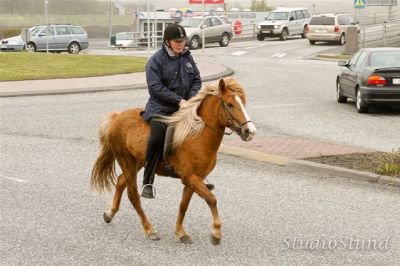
left=103, top=174, right=126, bottom=223
left=185, top=174, right=222, bottom=245
left=175, top=186, right=194, bottom=244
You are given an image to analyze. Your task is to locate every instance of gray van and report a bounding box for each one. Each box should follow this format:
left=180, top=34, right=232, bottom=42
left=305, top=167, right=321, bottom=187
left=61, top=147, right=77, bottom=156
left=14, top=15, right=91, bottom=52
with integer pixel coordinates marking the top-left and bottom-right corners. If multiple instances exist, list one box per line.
left=256, top=7, right=310, bottom=41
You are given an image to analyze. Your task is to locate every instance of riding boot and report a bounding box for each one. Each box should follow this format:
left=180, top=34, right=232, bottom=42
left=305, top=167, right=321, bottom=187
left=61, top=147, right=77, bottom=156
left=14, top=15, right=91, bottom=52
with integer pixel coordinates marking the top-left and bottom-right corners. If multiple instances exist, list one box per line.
left=141, top=119, right=165, bottom=199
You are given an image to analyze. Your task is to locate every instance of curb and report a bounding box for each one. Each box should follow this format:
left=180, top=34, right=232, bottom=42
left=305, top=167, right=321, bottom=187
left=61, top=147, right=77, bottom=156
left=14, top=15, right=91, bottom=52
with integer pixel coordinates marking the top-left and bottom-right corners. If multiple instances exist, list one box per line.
left=0, top=66, right=234, bottom=98
left=219, top=144, right=400, bottom=187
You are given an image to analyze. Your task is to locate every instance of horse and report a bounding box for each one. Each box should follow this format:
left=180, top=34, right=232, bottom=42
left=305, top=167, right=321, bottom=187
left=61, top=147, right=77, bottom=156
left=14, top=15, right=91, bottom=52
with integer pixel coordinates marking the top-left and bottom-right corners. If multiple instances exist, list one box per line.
left=90, top=77, right=256, bottom=245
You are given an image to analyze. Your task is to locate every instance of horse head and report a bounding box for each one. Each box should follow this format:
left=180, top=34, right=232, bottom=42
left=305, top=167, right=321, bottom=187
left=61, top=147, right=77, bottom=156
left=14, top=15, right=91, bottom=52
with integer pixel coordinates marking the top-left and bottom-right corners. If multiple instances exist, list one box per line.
left=218, top=77, right=256, bottom=141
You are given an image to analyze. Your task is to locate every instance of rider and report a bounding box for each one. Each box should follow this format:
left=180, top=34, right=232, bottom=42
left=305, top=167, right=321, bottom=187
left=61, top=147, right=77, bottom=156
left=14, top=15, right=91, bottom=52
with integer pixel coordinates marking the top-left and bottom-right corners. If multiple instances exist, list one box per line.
left=141, top=24, right=203, bottom=199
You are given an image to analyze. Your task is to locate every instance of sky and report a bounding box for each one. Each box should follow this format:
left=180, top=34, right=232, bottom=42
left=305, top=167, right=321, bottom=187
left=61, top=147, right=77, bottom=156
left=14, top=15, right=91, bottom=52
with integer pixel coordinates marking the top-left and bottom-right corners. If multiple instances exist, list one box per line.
left=132, top=0, right=398, bottom=14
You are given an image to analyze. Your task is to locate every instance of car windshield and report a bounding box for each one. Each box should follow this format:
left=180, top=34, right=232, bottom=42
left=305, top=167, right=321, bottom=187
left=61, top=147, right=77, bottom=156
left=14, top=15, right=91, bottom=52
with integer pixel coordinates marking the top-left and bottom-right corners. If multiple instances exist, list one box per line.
left=180, top=18, right=202, bottom=28
left=310, top=16, right=335, bottom=25
left=267, top=12, right=289, bottom=20
left=30, top=26, right=43, bottom=36
left=369, top=51, right=400, bottom=68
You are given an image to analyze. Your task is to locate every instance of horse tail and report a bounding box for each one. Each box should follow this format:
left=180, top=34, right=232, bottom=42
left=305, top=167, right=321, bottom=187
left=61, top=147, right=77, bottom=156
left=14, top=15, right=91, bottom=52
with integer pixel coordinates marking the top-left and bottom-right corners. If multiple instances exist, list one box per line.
left=90, top=111, right=120, bottom=193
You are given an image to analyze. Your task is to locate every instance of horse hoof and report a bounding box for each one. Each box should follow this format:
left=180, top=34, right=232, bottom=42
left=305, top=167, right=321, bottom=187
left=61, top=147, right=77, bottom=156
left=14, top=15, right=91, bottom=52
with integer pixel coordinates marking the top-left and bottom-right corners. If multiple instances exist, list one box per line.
left=147, top=232, right=161, bottom=241
left=103, top=212, right=113, bottom=223
left=211, top=235, right=221, bottom=245
left=179, top=235, right=193, bottom=244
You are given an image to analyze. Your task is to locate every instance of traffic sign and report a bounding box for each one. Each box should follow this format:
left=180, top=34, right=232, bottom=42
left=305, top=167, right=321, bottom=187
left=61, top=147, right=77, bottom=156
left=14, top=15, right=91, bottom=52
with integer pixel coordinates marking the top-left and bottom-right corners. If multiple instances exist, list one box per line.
left=354, top=0, right=366, bottom=8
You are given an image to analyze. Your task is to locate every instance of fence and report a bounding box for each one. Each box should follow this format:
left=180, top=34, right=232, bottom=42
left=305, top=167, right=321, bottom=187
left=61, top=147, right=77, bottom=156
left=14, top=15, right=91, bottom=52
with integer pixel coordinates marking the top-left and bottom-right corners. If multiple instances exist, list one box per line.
left=359, top=20, right=400, bottom=48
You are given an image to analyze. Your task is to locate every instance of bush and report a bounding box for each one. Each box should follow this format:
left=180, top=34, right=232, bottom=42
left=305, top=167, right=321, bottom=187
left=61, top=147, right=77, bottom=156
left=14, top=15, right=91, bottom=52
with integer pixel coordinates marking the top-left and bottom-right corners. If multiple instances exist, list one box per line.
left=376, top=148, right=400, bottom=177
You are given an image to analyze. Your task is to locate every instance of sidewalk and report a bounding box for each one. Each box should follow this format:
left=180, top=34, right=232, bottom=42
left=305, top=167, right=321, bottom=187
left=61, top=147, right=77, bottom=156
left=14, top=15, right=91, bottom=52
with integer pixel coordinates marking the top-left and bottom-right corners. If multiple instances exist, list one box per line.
left=0, top=60, right=398, bottom=187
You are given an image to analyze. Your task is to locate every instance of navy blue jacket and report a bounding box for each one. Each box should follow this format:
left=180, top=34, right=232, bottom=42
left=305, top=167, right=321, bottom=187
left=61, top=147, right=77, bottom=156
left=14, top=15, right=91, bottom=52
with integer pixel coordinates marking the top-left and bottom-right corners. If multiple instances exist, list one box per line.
left=143, top=44, right=202, bottom=121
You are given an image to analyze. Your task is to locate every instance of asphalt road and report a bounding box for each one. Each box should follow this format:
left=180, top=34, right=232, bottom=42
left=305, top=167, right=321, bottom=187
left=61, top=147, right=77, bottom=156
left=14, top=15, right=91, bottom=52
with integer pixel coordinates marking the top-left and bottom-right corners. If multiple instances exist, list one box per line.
left=190, top=38, right=400, bottom=152
left=1, top=89, right=400, bottom=265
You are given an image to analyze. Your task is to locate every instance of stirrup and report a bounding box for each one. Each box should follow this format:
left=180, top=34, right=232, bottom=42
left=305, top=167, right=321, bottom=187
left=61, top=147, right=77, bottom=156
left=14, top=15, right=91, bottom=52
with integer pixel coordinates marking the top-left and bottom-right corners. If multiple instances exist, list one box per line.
left=141, top=184, right=156, bottom=199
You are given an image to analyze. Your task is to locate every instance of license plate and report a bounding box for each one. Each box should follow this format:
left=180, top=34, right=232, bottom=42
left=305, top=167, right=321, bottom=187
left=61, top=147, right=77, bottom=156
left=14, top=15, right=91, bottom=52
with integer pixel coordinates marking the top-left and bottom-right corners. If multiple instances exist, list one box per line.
left=393, top=78, right=400, bottom=85
left=315, top=29, right=327, bottom=33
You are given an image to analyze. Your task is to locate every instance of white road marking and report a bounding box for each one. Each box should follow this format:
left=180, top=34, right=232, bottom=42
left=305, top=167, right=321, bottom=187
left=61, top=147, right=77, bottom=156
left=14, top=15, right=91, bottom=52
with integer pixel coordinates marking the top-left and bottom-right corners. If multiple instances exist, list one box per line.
left=271, top=52, right=287, bottom=58
left=231, top=50, right=247, bottom=56
left=251, top=103, right=304, bottom=109
left=245, top=45, right=265, bottom=50
left=0, top=175, right=28, bottom=183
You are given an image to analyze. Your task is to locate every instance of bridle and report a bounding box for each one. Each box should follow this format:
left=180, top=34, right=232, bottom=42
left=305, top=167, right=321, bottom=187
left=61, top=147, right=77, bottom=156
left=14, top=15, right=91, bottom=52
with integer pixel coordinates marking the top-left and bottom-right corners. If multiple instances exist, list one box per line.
left=204, top=94, right=252, bottom=136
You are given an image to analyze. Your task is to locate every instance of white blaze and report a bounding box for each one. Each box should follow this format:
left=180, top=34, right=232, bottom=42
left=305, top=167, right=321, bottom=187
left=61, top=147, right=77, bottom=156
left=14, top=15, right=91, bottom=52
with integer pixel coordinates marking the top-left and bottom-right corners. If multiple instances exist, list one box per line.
left=234, top=95, right=257, bottom=139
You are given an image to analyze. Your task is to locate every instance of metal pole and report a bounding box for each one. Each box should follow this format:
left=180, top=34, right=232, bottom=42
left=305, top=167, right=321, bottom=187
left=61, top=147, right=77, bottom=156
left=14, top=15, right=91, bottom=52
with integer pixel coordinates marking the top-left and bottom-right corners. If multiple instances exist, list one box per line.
left=147, top=0, right=150, bottom=56
left=44, top=0, right=48, bottom=53
left=202, top=0, right=205, bottom=52
left=109, top=0, right=113, bottom=46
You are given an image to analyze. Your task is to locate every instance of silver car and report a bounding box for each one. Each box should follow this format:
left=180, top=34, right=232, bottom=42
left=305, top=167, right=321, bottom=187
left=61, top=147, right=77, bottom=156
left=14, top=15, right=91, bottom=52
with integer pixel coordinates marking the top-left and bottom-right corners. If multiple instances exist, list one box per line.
left=307, top=13, right=359, bottom=45
left=180, top=16, right=232, bottom=50
left=1, top=24, right=89, bottom=54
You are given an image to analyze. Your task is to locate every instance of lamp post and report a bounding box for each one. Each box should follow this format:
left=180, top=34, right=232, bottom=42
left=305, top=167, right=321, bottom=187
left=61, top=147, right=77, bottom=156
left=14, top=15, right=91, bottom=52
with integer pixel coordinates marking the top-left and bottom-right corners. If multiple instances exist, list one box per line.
left=202, top=0, right=205, bottom=52
left=109, top=0, right=113, bottom=46
left=44, top=0, right=48, bottom=53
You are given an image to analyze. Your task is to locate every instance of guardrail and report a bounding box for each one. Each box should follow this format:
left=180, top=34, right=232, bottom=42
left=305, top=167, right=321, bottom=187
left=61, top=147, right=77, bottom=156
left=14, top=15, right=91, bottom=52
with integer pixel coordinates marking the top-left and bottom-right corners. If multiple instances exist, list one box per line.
left=359, top=20, right=400, bottom=48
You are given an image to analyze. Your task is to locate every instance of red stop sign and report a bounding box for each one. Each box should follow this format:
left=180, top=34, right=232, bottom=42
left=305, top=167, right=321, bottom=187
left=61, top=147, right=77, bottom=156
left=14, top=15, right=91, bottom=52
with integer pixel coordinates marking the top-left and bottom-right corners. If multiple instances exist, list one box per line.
left=233, top=20, right=242, bottom=35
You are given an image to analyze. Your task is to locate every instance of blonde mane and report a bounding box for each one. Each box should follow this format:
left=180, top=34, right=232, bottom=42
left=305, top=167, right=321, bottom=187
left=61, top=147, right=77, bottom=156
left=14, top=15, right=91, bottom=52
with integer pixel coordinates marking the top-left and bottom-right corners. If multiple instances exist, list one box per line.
left=158, top=83, right=219, bottom=149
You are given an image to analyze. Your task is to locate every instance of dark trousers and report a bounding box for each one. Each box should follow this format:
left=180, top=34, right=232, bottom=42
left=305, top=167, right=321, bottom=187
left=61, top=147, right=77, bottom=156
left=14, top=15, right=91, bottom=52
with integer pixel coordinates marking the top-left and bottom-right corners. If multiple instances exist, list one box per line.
left=143, top=119, right=167, bottom=186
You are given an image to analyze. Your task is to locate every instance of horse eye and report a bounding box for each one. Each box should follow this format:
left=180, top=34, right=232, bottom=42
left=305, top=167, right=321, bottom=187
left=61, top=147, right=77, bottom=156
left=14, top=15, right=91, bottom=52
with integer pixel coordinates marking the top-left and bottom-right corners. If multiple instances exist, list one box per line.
left=227, top=103, right=234, bottom=108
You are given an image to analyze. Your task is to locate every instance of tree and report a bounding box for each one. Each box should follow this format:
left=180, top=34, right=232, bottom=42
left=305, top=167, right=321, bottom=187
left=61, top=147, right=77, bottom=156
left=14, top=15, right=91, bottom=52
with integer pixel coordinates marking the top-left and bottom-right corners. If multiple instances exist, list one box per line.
left=250, top=0, right=272, bottom=12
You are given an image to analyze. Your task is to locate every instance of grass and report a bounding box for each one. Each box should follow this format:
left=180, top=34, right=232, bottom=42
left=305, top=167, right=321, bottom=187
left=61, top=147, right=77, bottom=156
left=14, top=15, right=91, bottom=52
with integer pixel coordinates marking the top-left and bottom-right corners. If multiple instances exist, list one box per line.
left=0, top=52, right=147, bottom=81
left=377, top=148, right=400, bottom=177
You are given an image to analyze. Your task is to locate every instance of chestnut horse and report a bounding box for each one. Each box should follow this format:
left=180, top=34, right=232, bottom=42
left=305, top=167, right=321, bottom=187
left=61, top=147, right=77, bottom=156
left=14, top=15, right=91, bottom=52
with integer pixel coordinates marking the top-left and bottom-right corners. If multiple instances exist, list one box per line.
left=90, top=77, right=256, bottom=244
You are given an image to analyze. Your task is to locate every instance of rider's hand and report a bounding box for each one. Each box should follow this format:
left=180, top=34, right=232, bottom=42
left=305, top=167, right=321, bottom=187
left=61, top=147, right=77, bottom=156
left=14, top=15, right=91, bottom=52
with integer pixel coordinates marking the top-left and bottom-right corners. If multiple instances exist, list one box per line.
left=179, top=99, right=188, bottom=108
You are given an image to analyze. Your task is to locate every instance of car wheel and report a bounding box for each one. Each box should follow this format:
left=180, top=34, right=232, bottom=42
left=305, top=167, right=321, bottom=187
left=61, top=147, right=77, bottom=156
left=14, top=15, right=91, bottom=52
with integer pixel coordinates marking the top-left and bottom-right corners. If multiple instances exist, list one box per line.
left=68, top=42, right=81, bottom=54
left=189, top=36, right=200, bottom=50
left=356, top=89, right=368, bottom=113
left=336, top=80, right=347, bottom=103
left=257, top=34, right=265, bottom=41
left=280, top=28, right=288, bottom=41
left=301, top=26, right=307, bottom=38
left=309, top=40, right=315, bottom=45
left=339, top=34, right=345, bottom=45
left=27, top=42, right=36, bottom=52
left=219, top=33, right=230, bottom=47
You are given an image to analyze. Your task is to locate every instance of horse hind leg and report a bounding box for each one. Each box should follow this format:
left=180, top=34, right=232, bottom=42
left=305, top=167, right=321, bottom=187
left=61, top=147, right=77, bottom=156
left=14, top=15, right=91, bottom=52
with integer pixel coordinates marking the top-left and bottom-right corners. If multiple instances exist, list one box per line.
left=175, top=186, right=194, bottom=244
left=103, top=174, right=127, bottom=223
left=117, top=155, right=160, bottom=241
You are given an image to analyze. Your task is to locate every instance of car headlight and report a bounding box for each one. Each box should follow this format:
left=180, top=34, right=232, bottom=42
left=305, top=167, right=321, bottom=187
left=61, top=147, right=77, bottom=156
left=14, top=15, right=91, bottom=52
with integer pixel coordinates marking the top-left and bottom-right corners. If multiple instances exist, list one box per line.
left=257, top=25, right=261, bottom=30
left=274, top=25, right=280, bottom=29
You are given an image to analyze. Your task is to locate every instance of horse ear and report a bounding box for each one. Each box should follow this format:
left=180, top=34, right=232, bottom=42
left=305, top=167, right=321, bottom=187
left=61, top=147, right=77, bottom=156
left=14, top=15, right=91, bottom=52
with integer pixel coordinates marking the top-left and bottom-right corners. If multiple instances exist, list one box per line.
left=219, top=78, right=226, bottom=93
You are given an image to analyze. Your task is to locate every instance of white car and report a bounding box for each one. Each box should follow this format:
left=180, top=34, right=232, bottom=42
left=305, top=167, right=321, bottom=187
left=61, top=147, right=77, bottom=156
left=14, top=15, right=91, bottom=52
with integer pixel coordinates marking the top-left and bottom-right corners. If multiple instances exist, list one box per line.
left=180, top=16, right=233, bottom=50
left=256, top=7, right=310, bottom=41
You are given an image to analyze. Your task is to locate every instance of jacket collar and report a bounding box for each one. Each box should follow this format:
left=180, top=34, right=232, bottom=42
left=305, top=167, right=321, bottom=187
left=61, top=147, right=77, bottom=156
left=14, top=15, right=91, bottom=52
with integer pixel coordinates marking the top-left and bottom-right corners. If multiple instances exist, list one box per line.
left=162, top=43, right=189, bottom=58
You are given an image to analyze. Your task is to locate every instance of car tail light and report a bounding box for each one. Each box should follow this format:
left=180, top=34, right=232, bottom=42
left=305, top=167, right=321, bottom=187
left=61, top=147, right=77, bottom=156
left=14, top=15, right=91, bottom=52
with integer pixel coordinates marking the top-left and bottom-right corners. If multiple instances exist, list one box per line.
left=334, top=26, right=339, bottom=33
left=367, top=75, right=387, bottom=86
left=305, top=25, right=309, bottom=32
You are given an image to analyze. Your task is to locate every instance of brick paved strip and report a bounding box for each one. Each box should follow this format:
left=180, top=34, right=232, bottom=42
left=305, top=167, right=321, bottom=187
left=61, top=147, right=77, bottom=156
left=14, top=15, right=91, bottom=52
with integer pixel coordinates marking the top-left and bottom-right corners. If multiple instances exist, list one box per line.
left=223, top=135, right=375, bottom=159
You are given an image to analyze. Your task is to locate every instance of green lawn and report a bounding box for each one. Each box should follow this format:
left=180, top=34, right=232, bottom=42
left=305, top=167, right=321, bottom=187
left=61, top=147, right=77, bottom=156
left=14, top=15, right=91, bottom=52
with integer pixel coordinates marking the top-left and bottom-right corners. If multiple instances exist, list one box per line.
left=0, top=52, right=147, bottom=81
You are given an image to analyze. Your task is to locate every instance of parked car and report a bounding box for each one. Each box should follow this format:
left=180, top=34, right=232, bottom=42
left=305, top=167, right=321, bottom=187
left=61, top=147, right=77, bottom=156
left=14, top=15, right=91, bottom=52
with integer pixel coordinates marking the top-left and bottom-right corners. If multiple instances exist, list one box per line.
left=179, top=16, right=232, bottom=50
left=255, top=7, right=310, bottom=41
left=0, top=24, right=88, bottom=54
left=307, top=13, right=359, bottom=45
left=336, top=47, right=400, bottom=113
left=0, top=35, right=26, bottom=51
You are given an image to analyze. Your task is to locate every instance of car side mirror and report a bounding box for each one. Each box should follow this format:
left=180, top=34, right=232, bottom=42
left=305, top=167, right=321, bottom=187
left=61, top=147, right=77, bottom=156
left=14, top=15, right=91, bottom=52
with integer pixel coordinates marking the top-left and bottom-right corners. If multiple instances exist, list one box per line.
left=39, top=33, right=46, bottom=37
left=202, top=25, right=208, bottom=29
left=290, top=17, right=294, bottom=21
left=338, top=61, right=348, bottom=67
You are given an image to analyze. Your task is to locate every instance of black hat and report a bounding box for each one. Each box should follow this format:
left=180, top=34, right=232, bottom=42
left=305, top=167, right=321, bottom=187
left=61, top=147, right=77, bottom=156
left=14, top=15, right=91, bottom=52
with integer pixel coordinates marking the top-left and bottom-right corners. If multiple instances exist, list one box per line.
left=163, top=24, right=187, bottom=41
